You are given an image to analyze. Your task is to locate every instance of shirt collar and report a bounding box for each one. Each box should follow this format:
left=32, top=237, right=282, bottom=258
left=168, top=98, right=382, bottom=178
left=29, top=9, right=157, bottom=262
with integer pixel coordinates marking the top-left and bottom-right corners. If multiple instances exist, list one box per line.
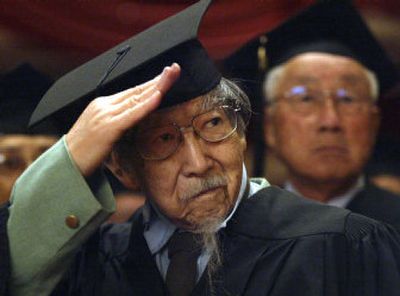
left=284, top=176, right=365, bottom=208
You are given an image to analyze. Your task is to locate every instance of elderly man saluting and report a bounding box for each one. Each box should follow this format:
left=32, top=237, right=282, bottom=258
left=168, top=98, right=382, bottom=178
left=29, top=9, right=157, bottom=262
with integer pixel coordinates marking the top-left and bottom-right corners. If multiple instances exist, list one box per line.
left=4, top=1, right=400, bottom=296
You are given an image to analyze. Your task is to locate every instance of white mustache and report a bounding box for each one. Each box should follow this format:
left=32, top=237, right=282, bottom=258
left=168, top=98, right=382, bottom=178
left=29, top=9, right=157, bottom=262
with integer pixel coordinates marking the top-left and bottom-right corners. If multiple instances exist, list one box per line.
left=180, top=175, right=227, bottom=202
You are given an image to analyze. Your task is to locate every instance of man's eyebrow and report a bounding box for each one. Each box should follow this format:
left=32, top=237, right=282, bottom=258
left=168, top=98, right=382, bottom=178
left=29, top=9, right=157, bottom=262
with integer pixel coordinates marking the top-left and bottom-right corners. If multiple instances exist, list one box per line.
left=0, top=146, right=22, bottom=153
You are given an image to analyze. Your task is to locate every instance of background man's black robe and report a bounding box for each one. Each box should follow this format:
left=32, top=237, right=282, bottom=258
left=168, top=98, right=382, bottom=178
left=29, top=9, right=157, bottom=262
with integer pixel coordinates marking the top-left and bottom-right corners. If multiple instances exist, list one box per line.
left=347, top=182, right=400, bottom=231
left=52, top=186, right=400, bottom=296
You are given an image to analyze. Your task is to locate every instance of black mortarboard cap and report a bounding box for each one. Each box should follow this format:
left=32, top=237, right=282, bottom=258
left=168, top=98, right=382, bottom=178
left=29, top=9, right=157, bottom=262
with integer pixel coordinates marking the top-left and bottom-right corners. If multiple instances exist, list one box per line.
left=0, top=64, right=59, bottom=135
left=30, top=0, right=220, bottom=132
left=224, top=0, right=398, bottom=96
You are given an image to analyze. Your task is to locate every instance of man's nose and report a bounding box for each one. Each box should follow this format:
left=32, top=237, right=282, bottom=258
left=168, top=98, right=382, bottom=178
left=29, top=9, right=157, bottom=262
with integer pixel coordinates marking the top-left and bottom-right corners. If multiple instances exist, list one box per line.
left=179, top=131, right=212, bottom=177
left=317, top=98, right=342, bottom=131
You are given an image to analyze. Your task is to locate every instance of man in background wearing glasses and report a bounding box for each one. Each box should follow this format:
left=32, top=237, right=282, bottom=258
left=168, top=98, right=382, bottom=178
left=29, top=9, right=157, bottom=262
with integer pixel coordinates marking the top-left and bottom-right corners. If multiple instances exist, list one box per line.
left=262, top=1, right=400, bottom=230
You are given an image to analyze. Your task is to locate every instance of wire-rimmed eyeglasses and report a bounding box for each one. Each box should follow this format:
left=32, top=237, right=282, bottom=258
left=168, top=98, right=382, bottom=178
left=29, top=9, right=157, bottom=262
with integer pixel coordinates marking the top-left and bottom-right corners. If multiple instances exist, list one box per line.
left=273, top=85, right=374, bottom=115
left=134, top=105, right=241, bottom=160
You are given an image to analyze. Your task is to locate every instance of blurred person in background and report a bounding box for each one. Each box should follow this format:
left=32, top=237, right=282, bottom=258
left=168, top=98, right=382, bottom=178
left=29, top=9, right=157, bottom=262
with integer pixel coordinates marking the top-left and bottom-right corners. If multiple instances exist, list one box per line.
left=261, top=1, right=400, bottom=230
left=225, top=0, right=400, bottom=231
left=0, top=135, right=57, bottom=204
left=0, top=64, right=58, bottom=205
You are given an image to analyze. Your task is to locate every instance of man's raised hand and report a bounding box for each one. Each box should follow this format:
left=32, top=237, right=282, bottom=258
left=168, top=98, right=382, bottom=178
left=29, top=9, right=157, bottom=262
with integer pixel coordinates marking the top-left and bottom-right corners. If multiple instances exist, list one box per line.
left=66, top=63, right=181, bottom=177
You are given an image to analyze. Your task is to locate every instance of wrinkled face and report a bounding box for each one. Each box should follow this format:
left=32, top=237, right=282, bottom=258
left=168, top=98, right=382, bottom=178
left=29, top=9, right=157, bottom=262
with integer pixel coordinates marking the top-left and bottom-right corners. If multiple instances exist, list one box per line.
left=0, top=135, right=57, bottom=204
left=117, top=96, right=246, bottom=231
left=265, top=53, right=380, bottom=184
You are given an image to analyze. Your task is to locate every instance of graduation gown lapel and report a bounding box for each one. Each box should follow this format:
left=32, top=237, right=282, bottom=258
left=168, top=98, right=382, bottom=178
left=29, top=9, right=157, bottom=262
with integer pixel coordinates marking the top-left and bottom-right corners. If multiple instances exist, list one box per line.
left=189, top=230, right=261, bottom=296
left=190, top=230, right=273, bottom=296
left=122, top=215, right=167, bottom=296
left=346, top=183, right=400, bottom=231
left=213, top=230, right=295, bottom=296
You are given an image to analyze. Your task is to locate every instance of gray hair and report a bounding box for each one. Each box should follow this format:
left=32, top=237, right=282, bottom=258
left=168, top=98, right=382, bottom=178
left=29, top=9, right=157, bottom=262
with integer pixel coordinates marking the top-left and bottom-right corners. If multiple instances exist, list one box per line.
left=202, top=77, right=252, bottom=135
left=263, top=65, right=285, bottom=105
left=263, top=61, right=379, bottom=105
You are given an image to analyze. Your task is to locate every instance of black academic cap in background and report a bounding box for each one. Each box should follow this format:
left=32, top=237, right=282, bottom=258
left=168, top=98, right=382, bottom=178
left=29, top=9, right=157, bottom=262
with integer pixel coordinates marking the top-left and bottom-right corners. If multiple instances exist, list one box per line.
left=224, top=0, right=399, bottom=97
left=30, top=0, right=220, bottom=133
left=0, top=64, right=59, bottom=135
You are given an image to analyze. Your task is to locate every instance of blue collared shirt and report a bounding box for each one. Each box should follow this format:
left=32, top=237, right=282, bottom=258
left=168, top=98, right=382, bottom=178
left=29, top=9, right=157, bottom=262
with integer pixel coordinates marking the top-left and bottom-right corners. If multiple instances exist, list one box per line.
left=142, top=165, right=269, bottom=281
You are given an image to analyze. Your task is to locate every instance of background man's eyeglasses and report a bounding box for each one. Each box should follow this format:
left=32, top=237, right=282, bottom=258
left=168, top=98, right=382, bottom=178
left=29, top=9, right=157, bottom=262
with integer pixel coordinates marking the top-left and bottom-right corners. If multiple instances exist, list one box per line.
left=276, top=85, right=374, bottom=115
left=135, top=105, right=240, bottom=160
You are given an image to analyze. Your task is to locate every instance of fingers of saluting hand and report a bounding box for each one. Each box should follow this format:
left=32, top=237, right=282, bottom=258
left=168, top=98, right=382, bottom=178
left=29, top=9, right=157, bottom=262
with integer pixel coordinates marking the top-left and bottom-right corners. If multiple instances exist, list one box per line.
left=110, top=74, right=161, bottom=104
left=156, top=62, right=181, bottom=96
left=110, top=63, right=180, bottom=106
left=112, top=63, right=181, bottom=128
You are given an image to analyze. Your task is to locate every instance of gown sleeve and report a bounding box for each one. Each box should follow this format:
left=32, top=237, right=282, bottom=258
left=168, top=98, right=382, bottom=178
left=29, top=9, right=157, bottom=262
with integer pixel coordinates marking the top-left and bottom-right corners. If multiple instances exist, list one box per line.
left=7, top=137, right=115, bottom=296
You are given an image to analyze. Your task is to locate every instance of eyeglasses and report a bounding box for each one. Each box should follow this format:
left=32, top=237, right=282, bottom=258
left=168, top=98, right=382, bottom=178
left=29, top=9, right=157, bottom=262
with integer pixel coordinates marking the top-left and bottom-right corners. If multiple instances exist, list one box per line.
left=133, top=105, right=240, bottom=160
left=276, top=85, right=373, bottom=115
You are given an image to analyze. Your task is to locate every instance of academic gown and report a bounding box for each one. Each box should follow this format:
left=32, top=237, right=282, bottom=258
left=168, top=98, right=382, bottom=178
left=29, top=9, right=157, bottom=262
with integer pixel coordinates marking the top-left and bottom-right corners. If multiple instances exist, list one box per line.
left=52, top=186, right=400, bottom=296
left=347, top=182, right=400, bottom=231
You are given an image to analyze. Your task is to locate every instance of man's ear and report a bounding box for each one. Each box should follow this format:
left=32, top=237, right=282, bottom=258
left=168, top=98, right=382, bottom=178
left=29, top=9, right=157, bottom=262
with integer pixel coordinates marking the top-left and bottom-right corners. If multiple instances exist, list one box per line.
left=263, top=106, right=276, bottom=149
left=104, top=152, right=141, bottom=191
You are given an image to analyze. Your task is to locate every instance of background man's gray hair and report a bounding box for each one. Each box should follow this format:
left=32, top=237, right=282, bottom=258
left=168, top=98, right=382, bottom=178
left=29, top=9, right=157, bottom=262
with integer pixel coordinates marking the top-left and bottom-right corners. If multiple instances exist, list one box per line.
left=263, top=61, right=380, bottom=105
